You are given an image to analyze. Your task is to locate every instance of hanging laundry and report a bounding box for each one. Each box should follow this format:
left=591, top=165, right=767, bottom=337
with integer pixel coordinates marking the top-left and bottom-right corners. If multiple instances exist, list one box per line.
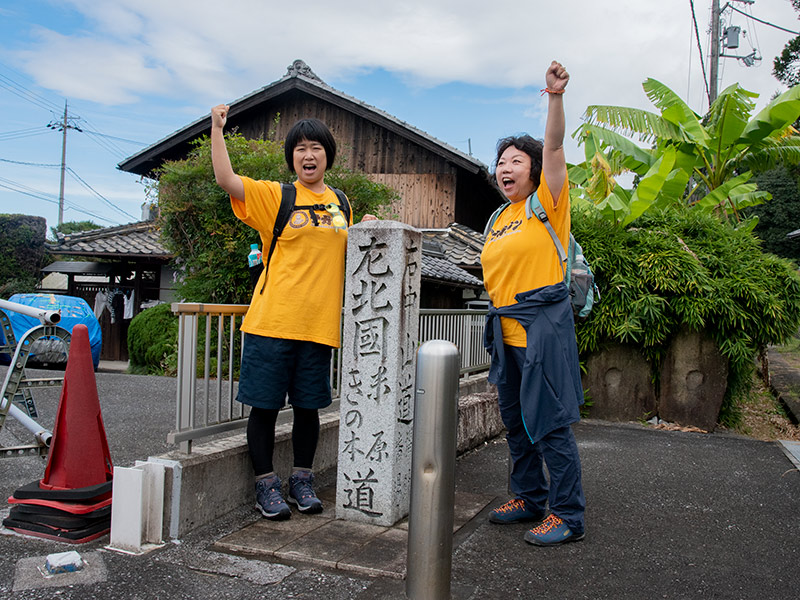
left=123, top=290, right=135, bottom=320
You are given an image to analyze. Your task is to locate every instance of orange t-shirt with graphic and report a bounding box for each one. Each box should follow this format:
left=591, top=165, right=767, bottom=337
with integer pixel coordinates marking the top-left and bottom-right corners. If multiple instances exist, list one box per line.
left=231, top=177, right=351, bottom=347
left=481, top=175, right=570, bottom=347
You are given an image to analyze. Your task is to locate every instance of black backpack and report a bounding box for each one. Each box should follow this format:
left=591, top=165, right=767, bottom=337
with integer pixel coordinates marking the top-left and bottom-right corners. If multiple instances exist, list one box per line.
left=250, top=183, right=351, bottom=293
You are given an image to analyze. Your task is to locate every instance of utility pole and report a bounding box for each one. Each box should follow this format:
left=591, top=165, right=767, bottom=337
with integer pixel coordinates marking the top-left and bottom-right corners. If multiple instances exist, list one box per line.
left=58, top=102, right=68, bottom=226
left=47, top=101, right=82, bottom=227
left=709, top=0, right=721, bottom=104
left=708, top=0, right=758, bottom=106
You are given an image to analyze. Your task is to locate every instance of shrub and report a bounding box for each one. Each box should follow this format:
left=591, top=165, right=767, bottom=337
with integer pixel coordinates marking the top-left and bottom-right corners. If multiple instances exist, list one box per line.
left=127, top=303, right=179, bottom=375
left=0, top=214, right=47, bottom=296
left=573, top=205, right=800, bottom=423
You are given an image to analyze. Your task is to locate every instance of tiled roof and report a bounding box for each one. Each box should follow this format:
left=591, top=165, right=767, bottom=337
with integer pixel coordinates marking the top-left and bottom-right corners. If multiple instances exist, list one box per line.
left=46, top=221, right=170, bottom=259
left=421, top=223, right=485, bottom=268
left=421, top=253, right=483, bottom=289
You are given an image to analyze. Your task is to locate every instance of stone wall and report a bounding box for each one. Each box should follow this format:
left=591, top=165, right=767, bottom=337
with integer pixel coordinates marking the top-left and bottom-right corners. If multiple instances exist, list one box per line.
left=582, top=330, right=728, bottom=431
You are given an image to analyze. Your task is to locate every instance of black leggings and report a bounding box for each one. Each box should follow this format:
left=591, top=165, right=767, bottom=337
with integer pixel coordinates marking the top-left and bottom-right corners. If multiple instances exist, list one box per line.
left=246, top=406, right=320, bottom=477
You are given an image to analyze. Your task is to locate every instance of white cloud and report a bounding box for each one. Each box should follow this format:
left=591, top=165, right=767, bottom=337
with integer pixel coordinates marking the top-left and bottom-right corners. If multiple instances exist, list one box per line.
left=12, top=0, right=799, bottom=118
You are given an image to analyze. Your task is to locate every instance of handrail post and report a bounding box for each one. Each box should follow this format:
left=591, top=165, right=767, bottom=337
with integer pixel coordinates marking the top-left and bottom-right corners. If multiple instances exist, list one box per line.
left=406, top=340, right=460, bottom=600
left=176, top=313, right=197, bottom=453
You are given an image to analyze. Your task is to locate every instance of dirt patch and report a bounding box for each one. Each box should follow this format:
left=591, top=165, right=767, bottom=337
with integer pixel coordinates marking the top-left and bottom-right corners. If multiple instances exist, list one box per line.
left=731, top=378, right=800, bottom=442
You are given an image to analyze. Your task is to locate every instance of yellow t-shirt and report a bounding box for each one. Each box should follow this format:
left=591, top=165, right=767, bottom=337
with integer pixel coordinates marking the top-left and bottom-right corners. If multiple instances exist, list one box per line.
left=231, top=177, right=351, bottom=347
left=481, top=175, right=571, bottom=347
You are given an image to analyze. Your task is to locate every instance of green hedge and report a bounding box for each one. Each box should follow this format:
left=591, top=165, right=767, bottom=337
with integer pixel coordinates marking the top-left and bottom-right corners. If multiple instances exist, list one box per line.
left=0, top=214, right=47, bottom=295
left=127, top=303, right=179, bottom=375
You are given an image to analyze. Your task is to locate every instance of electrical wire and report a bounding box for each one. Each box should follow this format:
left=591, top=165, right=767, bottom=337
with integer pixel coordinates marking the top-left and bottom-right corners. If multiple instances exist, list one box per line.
left=728, top=4, right=799, bottom=35
left=0, top=127, right=50, bottom=141
left=66, top=167, right=137, bottom=220
left=0, top=75, right=61, bottom=114
left=690, top=0, right=712, bottom=107
left=0, top=178, right=116, bottom=224
left=0, top=157, right=60, bottom=168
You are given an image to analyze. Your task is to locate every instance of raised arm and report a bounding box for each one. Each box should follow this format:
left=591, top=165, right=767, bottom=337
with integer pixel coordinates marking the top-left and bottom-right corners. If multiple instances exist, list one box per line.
left=211, top=104, right=245, bottom=201
left=541, top=61, right=569, bottom=205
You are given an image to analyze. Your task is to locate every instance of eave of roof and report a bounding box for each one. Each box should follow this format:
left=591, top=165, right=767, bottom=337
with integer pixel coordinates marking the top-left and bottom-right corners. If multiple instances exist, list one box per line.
left=119, top=70, right=486, bottom=177
left=42, top=261, right=114, bottom=275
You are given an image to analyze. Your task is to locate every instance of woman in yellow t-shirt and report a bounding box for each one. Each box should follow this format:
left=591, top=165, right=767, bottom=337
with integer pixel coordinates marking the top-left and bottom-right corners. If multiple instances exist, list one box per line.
left=211, top=105, right=375, bottom=521
left=481, top=61, right=586, bottom=546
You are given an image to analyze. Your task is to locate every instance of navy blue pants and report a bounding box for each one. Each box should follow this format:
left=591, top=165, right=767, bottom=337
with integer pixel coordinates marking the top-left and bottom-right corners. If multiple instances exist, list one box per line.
left=496, top=345, right=586, bottom=534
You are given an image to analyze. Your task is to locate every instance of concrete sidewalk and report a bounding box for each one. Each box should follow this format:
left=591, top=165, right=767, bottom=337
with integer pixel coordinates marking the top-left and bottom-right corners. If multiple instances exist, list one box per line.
left=195, top=421, right=800, bottom=599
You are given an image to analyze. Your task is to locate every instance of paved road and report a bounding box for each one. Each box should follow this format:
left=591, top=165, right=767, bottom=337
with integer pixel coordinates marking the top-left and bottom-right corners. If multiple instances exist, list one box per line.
left=1, top=366, right=799, bottom=599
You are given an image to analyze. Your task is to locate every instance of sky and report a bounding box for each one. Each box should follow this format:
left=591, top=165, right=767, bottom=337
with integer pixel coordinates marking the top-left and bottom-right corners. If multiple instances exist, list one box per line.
left=0, top=0, right=798, bottom=234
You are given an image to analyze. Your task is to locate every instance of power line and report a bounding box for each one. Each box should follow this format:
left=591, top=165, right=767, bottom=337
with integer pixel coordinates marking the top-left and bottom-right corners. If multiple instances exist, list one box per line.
left=728, top=3, right=800, bottom=35
left=66, top=167, right=137, bottom=220
left=0, top=157, right=60, bottom=168
left=0, top=178, right=116, bottom=224
left=0, top=127, right=50, bottom=141
left=690, top=0, right=712, bottom=106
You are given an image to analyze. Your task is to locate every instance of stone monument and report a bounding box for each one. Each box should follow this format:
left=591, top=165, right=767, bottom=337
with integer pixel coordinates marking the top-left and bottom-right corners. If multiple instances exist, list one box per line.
left=336, top=221, right=421, bottom=526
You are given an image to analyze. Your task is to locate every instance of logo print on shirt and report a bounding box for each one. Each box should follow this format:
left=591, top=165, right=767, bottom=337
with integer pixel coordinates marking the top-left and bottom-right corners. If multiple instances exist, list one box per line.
left=486, top=219, right=523, bottom=243
left=289, top=212, right=310, bottom=228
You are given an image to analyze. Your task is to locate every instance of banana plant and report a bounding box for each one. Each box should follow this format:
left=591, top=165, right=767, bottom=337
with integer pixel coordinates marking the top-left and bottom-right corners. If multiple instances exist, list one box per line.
left=570, top=79, right=800, bottom=225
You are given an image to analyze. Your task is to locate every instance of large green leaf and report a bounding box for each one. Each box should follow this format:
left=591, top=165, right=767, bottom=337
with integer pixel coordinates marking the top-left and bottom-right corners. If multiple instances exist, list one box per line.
left=706, top=83, right=757, bottom=149
left=695, top=171, right=753, bottom=212
left=576, top=123, right=655, bottom=175
left=737, top=135, right=800, bottom=172
left=728, top=187, right=771, bottom=210
left=595, top=187, right=631, bottom=223
left=583, top=105, right=684, bottom=143
left=740, top=84, right=800, bottom=145
left=643, top=78, right=709, bottom=146
left=656, top=168, right=691, bottom=205
left=622, top=147, right=677, bottom=226
left=567, top=163, right=590, bottom=187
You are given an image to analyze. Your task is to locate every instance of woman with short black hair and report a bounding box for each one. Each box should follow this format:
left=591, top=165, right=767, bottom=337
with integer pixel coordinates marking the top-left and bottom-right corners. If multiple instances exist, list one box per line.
left=211, top=105, right=374, bottom=520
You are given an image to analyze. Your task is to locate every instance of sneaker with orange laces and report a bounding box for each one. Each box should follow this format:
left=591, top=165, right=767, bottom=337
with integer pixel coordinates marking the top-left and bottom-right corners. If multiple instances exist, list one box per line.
left=524, top=513, right=585, bottom=546
left=488, top=498, right=546, bottom=524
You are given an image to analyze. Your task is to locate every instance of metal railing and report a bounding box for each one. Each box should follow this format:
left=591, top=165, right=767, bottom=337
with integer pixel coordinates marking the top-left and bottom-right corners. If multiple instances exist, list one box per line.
left=170, top=303, right=489, bottom=452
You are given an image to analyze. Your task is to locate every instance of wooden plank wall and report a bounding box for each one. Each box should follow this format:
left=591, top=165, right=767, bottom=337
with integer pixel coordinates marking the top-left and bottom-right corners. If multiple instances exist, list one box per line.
left=368, top=174, right=456, bottom=229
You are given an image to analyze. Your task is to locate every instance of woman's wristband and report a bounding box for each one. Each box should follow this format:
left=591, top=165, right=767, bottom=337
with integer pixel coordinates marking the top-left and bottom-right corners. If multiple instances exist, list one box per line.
left=541, top=88, right=566, bottom=95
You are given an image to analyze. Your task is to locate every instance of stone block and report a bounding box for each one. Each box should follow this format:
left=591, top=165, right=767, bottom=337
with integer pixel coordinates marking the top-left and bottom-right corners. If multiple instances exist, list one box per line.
left=582, top=344, right=656, bottom=421
left=659, top=330, right=728, bottom=431
left=337, top=221, right=422, bottom=526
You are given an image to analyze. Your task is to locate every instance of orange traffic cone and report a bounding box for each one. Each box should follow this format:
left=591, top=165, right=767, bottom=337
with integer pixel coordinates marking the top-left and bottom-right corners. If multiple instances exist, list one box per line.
left=2, top=324, right=113, bottom=542
left=41, top=324, right=113, bottom=490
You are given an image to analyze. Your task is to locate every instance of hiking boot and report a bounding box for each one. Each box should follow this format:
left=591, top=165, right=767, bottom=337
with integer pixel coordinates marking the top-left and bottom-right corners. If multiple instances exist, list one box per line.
left=288, top=470, right=323, bottom=514
left=254, top=474, right=291, bottom=520
left=489, top=498, right=546, bottom=524
left=523, top=514, right=585, bottom=546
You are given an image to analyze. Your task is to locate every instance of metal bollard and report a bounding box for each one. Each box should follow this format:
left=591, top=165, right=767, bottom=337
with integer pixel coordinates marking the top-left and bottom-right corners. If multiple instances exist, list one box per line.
left=406, top=340, right=460, bottom=600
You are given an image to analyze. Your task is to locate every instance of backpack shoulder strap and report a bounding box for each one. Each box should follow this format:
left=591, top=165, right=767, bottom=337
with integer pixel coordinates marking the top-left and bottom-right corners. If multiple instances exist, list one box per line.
left=527, top=192, right=567, bottom=278
left=258, top=183, right=297, bottom=294
left=483, top=202, right=511, bottom=238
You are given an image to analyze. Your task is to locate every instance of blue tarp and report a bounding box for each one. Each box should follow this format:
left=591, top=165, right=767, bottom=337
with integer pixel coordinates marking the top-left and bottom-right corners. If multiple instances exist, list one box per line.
left=0, top=293, right=102, bottom=368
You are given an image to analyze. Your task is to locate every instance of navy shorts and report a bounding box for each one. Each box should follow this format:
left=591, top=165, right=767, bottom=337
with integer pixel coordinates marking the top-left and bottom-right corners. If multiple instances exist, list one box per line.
left=237, top=334, right=333, bottom=410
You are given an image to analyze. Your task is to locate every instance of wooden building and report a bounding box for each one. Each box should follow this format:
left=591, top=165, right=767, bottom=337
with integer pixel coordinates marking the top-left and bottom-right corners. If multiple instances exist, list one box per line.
left=119, top=60, right=503, bottom=232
